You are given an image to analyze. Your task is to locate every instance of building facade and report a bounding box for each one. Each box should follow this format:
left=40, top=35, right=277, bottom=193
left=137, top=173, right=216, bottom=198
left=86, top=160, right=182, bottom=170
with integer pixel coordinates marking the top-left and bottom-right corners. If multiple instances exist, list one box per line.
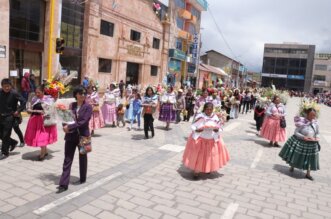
left=166, top=0, right=207, bottom=87
left=311, top=53, right=331, bottom=94
left=261, top=43, right=316, bottom=92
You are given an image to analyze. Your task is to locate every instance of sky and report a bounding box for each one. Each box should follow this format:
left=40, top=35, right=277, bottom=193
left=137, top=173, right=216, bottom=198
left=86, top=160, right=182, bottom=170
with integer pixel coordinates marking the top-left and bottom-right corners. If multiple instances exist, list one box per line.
left=201, top=0, right=331, bottom=72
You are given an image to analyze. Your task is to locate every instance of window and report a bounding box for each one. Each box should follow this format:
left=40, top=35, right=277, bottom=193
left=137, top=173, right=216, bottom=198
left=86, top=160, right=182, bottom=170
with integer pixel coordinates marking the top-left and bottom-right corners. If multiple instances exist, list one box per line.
left=151, top=65, right=158, bottom=76
left=130, top=30, right=141, bottom=42
left=176, top=17, right=184, bottom=29
left=313, top=75, right=326, bottom=81
left=100, top=20, right=114, bottom=37
left=315, top=64, right=327, bottom=71
left=176, top=38, right=183, bottom=50
left=188, top=23, right=196, bottom=35
left=175, top=0, right=185, bottom=8
left=191, top=7, right=201, bottom=20
left=98, top=58, right=112, bottom=73
left=153, top=38, right=160, bottom=49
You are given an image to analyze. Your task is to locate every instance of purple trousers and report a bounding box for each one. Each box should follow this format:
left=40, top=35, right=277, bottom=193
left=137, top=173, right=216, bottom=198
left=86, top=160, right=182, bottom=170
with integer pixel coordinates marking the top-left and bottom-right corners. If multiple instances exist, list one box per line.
left=59, top=139, right=87, bottom=186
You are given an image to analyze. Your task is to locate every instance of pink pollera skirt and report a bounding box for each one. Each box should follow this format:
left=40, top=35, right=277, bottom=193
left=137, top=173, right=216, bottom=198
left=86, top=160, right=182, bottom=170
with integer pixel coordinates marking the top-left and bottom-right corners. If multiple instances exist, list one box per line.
left=89, top=110, right=105, bottom=131
left=260, top=116, right=286, bottom=142
left=182, top=135, right=230, bottom=173
left=24, top=115, right=57, bottom=147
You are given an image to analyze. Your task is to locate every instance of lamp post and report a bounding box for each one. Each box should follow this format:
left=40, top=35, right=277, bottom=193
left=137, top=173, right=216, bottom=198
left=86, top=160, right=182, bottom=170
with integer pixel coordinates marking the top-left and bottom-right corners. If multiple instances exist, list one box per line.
left=47, top=0, right=56, bottom=80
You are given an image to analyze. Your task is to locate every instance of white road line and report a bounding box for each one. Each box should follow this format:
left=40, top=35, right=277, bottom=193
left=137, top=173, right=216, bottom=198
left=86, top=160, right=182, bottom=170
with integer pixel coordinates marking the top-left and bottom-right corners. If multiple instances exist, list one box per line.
left=221, top=203, right=239, bottom=219
left=33, top=172, right=123, bottom=215
left=250, top=149, right=263, bottom=169
left=223, top=122, right=240, bottom=132
left=159, top=144, right=185, bottom=152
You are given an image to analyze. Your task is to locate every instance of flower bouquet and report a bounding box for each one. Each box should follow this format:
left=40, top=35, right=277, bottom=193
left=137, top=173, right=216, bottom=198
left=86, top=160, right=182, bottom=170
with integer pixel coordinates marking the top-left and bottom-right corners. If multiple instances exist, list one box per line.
left=55, top=103, right=75, bottom=125
left=214, top=105, right=228, bottom=124
left=41, top=97, right=57, bottom=127
left=299, top=99, right=320, bottom=118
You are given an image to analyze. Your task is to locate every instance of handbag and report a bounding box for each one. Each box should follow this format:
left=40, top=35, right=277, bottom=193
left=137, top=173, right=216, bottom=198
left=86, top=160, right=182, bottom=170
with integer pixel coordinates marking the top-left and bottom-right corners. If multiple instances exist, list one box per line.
left=280, top=117, right=286, bottom=128
left=92, top=105, right=99, bottom=112
left=78, top=135, right=92, bottom=154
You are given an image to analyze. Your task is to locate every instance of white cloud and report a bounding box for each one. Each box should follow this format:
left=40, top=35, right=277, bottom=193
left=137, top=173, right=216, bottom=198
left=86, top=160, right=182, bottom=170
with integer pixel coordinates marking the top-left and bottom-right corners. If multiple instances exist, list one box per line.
left=201, top=0, right=331, bottom=72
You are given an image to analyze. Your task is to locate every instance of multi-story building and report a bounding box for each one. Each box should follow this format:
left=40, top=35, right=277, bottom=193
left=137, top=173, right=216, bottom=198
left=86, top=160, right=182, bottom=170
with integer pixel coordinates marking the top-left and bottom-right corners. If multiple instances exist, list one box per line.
left=166, top=0, right=208, bottom=87
left=261, top=43, right=315, bottom=92
left=1, top=0, right=172, bottom=91
left=200, top=50, right=245, bottom=87
left=311, top=53, right=331, bottom=94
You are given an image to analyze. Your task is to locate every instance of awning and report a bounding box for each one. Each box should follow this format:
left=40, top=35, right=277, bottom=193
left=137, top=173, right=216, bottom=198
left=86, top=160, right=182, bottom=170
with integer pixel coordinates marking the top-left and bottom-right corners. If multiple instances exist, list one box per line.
left=199, top=63, right=229, bottom=77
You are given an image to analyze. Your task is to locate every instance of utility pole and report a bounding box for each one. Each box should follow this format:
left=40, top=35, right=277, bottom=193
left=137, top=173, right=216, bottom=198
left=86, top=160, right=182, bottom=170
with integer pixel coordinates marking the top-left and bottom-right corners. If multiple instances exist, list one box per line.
left=47, top=0, right=55, bottom=80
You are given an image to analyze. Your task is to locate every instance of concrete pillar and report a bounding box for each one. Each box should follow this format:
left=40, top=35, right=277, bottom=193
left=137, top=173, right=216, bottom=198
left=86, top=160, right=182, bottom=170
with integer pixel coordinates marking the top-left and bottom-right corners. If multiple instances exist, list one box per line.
left=0, top=0, right=10, bottom=79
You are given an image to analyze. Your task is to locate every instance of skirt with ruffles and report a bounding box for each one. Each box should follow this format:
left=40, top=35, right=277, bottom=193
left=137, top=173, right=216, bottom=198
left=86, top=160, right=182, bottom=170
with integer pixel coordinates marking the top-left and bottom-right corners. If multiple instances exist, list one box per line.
left=279, top=135, right=319, bottom=171
left=182, top=135, right=230, bottom=173
left=159, top=103, right=176, bottom=122
left=101, top=102, right=117, bottom=125
left=260, top=116, right=286, bottom=142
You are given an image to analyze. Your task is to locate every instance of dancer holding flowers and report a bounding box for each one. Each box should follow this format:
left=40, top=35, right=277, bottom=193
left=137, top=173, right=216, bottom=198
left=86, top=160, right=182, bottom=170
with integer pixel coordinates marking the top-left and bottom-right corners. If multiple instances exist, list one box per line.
left=101, top=83, right=120, bottom=127
left=159, top=86, right=176, bottom=130
left=86, top=84, right=104, bottom=135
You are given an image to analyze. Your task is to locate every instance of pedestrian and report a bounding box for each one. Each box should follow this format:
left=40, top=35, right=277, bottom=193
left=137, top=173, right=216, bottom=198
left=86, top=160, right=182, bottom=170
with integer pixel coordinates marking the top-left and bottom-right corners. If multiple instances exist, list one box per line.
left=242, top=89, right=251, bottom=114
left=82, top=76, right=89, bottom=89
left=254, top=102, right=266, bottom=136
left=229, top=89, right=240, bottom=119
left=279, top=108, right=320, bottom=181
left=57, top=86, right=92, bottom=193
left=101, top=83, right=119, bottom=127
left=175, top=89, right=185, bottom=124
left=260, top=96, right=286, bottom=147
left=194, top=88, right=211, bottom=116
left=142, top=87, right=158, bottom=139
left=183, top=87, right=195, bottom=122
left=159, top=86, right=176, bottom=130
left=24, top=85, right=58, bottom=161
left=182, top=102, right=230, bottom=179
left=130, top=93, right=142, bottom=130
left=13, top=110, right=25, bottom=147
left=29, top=74, right=37, bottom=93
left=0, top=78, right=26, bottom=160
left=86, top=84, right=104, bottom=135
left=119, top=80, right=125, bottom=98
left=125, top=88, right=136, bottom=130
left=21, top=72, right=30, bottom=101
left=116, top=104, right=125, bottom=127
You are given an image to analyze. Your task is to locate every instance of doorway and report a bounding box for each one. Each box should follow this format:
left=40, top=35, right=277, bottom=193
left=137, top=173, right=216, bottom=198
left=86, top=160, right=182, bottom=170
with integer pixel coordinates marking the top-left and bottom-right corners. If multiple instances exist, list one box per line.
left=126, top=62, right=140, bottom=85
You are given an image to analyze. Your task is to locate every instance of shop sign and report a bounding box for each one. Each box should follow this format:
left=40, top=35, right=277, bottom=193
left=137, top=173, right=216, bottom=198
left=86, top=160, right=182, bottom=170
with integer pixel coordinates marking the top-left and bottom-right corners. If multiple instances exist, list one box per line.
left=127, top=45, right=143, bottom=57
left=169, top=49, right=186, bottom=61
left=188, top=64, right=196, bottom=73
left=192, top=33, right=199, bottom=63
left=261, top=73, right=287, bottom=78
left=313, top=80, right=327, bottom=86
left=287, top=75, right=305, bottom=80
left=0, top=45, right=6, bottom=58
left=168, top=59, right=181, bottom=72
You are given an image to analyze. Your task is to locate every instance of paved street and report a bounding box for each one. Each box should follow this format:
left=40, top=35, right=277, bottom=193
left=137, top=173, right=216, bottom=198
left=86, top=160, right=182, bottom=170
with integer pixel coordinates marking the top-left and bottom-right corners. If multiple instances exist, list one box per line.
left=1, top=97, right=331, bottom=219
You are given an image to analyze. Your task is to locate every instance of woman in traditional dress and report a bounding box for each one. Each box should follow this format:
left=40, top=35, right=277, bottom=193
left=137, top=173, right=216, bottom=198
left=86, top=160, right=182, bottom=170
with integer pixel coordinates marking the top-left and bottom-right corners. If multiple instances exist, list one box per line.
left=260, top=96, right=286, bottom=147
left=86, top=85, right=105, bottom=135
left=125, top=87, right=136, bottom=129
left=229, top=89, right=241, bottom=119
left=101, top=83, right=119, bottom=127
left=159, top=86, right=176, bottom=130
left=279, top=108, right=320, bottom=181
left=25, top=86, right=57, bottom=161
left=183, top=87, right=195, bottom=122
left=142, top=87, right=158, bottom=139
left=194, top=89, right=212, bottom=116
left=182, top=102, right=230, bottom=179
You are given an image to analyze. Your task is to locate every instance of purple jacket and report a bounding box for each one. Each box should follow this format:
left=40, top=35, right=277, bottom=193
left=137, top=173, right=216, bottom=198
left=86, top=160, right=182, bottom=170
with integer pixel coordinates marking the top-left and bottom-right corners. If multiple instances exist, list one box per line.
left=65, top=101, right=92, bottom=141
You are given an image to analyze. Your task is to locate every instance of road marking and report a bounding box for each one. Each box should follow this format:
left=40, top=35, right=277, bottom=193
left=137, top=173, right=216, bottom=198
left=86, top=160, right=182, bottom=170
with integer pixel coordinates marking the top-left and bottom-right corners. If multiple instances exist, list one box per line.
left=247, top=133, right=255, bottom=136
left=159, top=144, right=185, bottom=152
left=221, top=203, right=239, bottom=219
left=223, top=122, right=240, bottom=132
left=33, top=172, right=123, bottom=215
left=250, top=149, right=263, bottom=169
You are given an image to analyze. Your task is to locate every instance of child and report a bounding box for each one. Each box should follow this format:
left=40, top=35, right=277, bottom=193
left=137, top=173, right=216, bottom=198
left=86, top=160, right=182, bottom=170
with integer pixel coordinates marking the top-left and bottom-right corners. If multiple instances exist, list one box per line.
left=117, top=104, right=125, bottom=127
left=142, top=87, right=158, bottom=139
left=254, top=103, right=266, bottom=136
left=130, top=93, right=142, bottom=130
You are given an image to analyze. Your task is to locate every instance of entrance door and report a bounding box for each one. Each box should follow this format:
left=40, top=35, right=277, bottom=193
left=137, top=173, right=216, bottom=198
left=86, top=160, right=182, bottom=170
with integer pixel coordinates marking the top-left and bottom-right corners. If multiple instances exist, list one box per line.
left=126, top=62, right=139, bottom=85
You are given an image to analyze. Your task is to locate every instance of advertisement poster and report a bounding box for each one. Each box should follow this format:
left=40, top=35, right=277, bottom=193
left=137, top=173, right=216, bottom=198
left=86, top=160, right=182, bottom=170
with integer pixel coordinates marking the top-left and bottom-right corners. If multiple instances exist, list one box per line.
left=10, top=70, right=18, bottom=77
left=22, top=68, right=30, bottom=76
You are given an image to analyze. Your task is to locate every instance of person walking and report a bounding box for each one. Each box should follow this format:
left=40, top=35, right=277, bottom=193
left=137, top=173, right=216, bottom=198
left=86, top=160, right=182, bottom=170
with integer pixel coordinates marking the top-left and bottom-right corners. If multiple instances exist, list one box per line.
left=260, top=96, right=286, bottom=147
left=57, top=86, right=92, bottom=193
left=21, top=72, right=30, bottom=101
left=142, top=87, right=158, bottom=139
left=86, top=85, right=104, bottom=135
left=230, top=89, right=241, bottom=119
left=119, top=80, right=125, bottom=98
left=101, top=83, right=119, bottom=127
left=159, top=86, right=176, bottom=130
left=183, top=88, right=195, bottom=122
left=175, top=89, right=186, bottom=124
left=0, top=79, right=26, bottom=160
left=279, top=108, right=320, bottom=181
left=254, top=102, right=266, bottom=136
left=24, top=86, right=58, bottom=161
left=182, top=102, right=230, bottom=179
left=82, top=76, right=89, bottom=89
left=13, top=111, right=25, bottom=147
left=130, top=93, right=142, bottom=130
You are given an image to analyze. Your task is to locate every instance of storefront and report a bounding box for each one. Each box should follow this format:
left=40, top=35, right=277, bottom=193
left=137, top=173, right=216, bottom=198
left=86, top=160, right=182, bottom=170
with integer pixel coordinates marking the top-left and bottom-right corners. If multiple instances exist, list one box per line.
left=168, top=48, right=186, bottom=86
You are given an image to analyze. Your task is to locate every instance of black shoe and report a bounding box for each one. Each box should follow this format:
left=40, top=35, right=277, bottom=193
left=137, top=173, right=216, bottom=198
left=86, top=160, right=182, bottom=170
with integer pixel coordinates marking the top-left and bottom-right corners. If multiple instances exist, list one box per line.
left=73, top=180, right=86, bottom=185
left=144, top=136, right=149, bottom=139
left=18, top=142, right=25, bottom=147
left=10, top=140, right=18, bottom=152
left=0, top=154, right=9, bottom=160
left=56, top=185, right=68, bottom=193
left=305, top=175, right=314, bottom=181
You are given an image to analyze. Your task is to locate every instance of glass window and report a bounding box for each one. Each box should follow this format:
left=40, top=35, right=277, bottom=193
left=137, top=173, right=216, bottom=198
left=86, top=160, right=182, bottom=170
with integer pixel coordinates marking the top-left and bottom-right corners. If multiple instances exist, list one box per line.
left=188, top=23, right=196, bottom=35
left=315, top=64, right=327, bottom=71
left=176, top=38, right=183, bottom=50
left=99, top=58, right=112, bottom=73
left=313, top=75, right=326, bottom=81
left=289, top=59, right=301, bottom=68
left=191, top=7, right=201, bottom=20
left=10, top=0, right=45, bottom=42
left=176, top=17, right=184, bottom=29
left=100, top=20, right=114, bottom=37
left=130, top=30, right=141, bottom=42
left=153, top=38, right=160, bottom=49
left=151, top=65, right=158, bottom=76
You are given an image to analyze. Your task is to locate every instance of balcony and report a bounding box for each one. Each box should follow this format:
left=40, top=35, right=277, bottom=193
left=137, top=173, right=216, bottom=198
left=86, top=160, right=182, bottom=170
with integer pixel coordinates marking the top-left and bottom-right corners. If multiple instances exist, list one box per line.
left=178, top=9, right=192, bottom=20
left=189, top=15, right=197, bottom=24
left=178, top=30, right=192, bottom=41
left=187, top=0, right=208, bottom=11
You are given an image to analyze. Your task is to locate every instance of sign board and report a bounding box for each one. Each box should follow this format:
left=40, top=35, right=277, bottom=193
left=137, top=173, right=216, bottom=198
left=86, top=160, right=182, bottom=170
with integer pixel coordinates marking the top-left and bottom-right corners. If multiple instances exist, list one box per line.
left=127, top=45, right=143, bottom=57
left=22, top=68, right=30, bottom=76
left=0, top=45, right=6, bottom=58
left=192, top=33, right=199, bottom=63
left=10, top=70, right=18, bottom=77
left=287, top=75, right=305, bottom=80
left=169, top=49, right=186, bottom=61
left=261, top=73, right=287, bottom=78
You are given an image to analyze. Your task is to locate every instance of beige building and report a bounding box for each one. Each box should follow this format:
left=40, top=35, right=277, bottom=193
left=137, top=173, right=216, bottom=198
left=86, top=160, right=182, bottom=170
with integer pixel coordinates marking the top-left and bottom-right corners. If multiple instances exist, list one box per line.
left=311, top=53, right=331, bottom=94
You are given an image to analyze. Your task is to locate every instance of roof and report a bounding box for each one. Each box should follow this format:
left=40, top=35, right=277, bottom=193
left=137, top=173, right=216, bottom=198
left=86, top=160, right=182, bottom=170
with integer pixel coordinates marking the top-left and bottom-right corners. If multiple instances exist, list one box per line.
left=199, top=63, right=229, bottom=77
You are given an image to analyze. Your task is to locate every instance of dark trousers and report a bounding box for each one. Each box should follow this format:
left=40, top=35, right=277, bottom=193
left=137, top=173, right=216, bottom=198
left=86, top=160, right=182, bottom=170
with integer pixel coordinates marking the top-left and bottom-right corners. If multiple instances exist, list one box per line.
left=0, top=116, right=14, bottom=155
left=59, top=139, right=87, bottom=186
left=176, top=110, right=182, bottom=123
left=256, top=117, right=264, bottom=131
left=144, top=114, right=154, bottom=138
left=242, top=101, right=250, bottom=113
left=13, top=125, right=24, bottom=143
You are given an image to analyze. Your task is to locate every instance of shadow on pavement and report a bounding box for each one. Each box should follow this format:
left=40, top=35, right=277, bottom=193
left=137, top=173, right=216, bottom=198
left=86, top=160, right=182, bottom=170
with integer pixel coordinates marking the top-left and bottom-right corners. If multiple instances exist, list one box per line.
left=131, top=134, right=145, bottom=140
left=155, top=126, right=172, bottom=131
left=273, top=164, right=304, bottom=179
left=177, top=164, right=224, bottom=181
left=21, top=150, right=56, bottom=161
left=38, top=173, right=79, bottom=186
left=92, top=134, right=102, bottom=137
